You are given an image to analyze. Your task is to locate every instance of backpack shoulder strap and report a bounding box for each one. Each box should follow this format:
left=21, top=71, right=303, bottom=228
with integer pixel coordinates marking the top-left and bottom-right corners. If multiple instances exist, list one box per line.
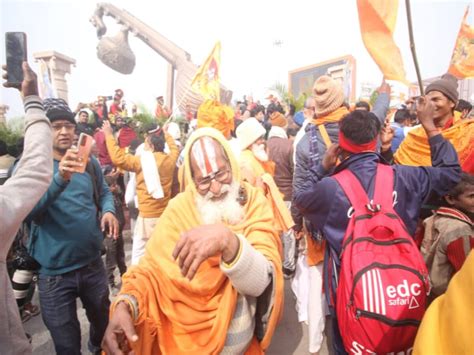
left=317, top=124, right=333, bottom=149
left=373, top=164, right=394, bottom=210
left=333, top=169, right=369, bottom=212
left=85, top=158, right=101, bottom=214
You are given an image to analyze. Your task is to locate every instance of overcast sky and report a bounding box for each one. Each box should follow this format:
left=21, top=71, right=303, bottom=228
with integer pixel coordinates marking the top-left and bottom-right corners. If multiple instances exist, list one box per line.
left=1, top=0, right=472, bottom=118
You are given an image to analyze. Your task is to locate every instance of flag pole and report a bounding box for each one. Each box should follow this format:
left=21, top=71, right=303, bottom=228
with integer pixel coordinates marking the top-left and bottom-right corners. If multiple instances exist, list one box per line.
left=405, top=0, right=424, bottom=96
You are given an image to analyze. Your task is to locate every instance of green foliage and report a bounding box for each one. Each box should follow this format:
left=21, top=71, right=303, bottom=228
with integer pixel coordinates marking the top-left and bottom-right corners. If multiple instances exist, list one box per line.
left=268, top=82, right=309, bottom=113
left=130, top=103, right=188, bottom=142
left=369, top=90, right=379, bottom=107
left=0, top=116, right=24, bottom=147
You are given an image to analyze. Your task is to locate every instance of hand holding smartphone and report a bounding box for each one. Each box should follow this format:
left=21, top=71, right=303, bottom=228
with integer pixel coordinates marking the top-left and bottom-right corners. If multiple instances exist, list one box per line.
left=75, top=133, right=94, bottom=173
left=5, top=32, right=27, bottom=86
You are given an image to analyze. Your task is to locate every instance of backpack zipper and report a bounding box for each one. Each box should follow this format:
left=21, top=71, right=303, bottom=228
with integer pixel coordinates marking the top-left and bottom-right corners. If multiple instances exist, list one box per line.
left=340, top=237, right=411, bottom=258
left=355, top=309, right=420, bottom=327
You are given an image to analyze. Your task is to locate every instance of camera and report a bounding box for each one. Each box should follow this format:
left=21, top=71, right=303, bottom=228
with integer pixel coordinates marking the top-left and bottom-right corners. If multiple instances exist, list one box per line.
left=12, top=269, right=36, bottom=307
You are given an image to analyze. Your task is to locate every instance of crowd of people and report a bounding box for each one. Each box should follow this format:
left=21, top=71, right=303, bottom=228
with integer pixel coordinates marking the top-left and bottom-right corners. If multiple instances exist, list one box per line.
left=1, top=60, right=473, bottom=355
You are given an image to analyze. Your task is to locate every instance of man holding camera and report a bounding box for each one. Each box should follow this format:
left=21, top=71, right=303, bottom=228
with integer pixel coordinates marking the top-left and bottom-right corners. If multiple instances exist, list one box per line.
left=26, top=98, right=119, bottom=355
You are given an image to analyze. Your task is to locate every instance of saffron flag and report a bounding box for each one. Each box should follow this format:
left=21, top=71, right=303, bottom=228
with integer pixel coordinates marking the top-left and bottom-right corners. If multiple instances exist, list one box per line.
left=191, top=41, right=221, bottom=101
left=357, top=0, right=408, bottom=84
left=448, top=6, right=474, bottom=79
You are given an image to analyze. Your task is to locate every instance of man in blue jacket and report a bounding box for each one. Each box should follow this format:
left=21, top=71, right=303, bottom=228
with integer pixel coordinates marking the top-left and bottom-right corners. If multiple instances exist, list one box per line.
left=291, top=76, right=391, bottom=354
left=293, top=98, right=461, bottom=354
left=27, top=98, right=118, bottom=355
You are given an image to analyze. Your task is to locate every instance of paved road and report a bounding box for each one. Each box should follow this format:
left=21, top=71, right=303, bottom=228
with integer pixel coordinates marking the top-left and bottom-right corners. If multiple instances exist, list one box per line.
left=24, top=231, right=328, bottom=354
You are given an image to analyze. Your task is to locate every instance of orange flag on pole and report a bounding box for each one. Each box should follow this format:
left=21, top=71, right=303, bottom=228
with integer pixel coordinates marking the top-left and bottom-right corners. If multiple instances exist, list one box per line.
left=357, top=0, right=408, bottom=84
left=191, top=41, right=221, bottom=101
left=448, top=6, right=474, bottom=79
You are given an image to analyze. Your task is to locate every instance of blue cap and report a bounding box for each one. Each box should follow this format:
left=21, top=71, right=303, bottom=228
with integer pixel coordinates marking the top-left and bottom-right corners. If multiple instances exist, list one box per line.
left=293, top=111, right=305, bottom=127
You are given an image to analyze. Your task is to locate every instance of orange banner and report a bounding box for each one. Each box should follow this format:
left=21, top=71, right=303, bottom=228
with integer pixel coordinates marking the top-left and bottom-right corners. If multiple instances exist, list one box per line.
left=357, top=0, right=408, bottom=84
left=448, top=6, right=474, bottom=79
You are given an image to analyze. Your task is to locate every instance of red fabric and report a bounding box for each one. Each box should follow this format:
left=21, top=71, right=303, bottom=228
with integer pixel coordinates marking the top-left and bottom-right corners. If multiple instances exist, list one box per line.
left=443, top=117, right=454, bottom=130
left=117, top=127, right=137, bottom=148
left=446, top=237, right=473, bottom=272
left=332, top=164, right=430, bottom=354
left=414, top=220, right=425, bottom=249
left=110, top=103, right=122, bottom=116
left=338, top=131, right=377, bottom=154
left=461, top=148, right=474, bottom=173
left=93, top=130, right=113, bottom=166
left=437, top=207, right=473, bottom=224
left=96, top=106, right=105, bottom=119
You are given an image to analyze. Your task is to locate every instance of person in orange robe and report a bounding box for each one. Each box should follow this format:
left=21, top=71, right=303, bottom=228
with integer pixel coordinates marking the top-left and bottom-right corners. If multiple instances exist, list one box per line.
left=102, top=127, right=283, bottom=354
left=155, top=96, right=171, bottom=120
left=394, top=74, right=474, bottom=173
left=236, top=117, right=294, bottom=236
left=236, top=117, right=275, bottom=180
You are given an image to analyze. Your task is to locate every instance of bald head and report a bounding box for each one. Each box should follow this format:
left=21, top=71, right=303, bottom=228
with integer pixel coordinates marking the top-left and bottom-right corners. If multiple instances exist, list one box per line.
left=303, top=97, right=316, bottom=120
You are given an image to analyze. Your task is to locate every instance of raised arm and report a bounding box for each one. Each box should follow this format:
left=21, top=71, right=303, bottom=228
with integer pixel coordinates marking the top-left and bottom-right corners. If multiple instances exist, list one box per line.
left=103, top=120, right=141, bottom=172
left=1, top=62, right=53, bottom=243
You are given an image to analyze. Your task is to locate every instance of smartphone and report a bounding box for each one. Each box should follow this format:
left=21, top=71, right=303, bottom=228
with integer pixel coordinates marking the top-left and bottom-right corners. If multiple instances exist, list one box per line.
left=5, top=32, right=27, bottom=85
left=75, top=133, right=93, bottom=173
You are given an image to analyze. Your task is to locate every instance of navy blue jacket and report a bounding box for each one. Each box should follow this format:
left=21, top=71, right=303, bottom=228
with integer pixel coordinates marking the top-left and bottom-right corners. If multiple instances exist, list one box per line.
left=294, top=134, right=461, bottom=256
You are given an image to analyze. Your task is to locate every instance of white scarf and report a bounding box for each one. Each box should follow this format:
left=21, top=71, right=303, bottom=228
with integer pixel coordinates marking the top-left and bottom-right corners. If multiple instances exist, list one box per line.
left=268, top=125, right=288, bottom=139
left=140, top=151, right=164, bottom=199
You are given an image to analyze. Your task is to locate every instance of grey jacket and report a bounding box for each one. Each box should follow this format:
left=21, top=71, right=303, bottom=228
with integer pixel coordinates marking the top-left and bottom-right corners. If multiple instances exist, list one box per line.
left=291, top=93, right=390, bottom=230
left=0, top=96, right=53, bottom=355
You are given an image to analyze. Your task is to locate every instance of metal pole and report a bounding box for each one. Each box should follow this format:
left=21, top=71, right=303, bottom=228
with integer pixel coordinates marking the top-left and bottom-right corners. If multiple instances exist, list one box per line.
left=405, top=0, right=424, bottom=96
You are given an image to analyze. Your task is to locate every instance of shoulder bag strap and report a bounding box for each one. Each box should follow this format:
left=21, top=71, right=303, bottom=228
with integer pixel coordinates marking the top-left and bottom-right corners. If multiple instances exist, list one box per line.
left=317, top=124, right=333, bottom=149
left=85, top=159, right=101, bottom=215
left=332, top=169, right=370, bottom=212
left=373, top=164, right=395, bottom=211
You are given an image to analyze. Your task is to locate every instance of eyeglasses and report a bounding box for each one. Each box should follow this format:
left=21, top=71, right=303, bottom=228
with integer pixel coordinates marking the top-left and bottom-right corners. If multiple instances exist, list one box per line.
left=52, top=123, right=76, bottom=131
left=196, top=169, right=230, bottom=192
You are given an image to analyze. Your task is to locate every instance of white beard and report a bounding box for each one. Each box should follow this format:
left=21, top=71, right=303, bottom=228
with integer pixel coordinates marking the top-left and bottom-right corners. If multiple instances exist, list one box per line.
left=251, top=143, right=269, bottom=162
left=195, top=181, right=245, bottom=225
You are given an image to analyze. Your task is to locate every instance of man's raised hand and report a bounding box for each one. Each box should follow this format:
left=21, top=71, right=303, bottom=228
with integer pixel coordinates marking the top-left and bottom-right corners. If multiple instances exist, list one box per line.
left=322, top=143, right=341, bottom=172
left=416, top=96, right=439, bottom=138
left=102, top=120, right=114, bottom=137
left=2, top=61, right=38, bottom=97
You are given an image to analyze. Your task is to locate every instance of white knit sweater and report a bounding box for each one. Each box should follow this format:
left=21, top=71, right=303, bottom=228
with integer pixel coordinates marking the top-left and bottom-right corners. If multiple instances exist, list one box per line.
left=220, top=234, right=274, bottom=354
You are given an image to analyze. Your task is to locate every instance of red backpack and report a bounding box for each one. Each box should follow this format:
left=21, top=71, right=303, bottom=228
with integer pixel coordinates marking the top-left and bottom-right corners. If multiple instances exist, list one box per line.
left=332, top=164, right=430, bottom=354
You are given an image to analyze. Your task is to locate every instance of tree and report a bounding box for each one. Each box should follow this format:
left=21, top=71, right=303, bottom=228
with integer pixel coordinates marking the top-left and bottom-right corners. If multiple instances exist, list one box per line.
left=0, top=116, right=24, bottom=147
left=268, top=82, right=309, bottom=113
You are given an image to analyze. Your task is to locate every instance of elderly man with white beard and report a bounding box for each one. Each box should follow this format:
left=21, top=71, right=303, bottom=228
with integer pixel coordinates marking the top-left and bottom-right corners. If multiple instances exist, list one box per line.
left=236, top=117, right=295, bottom=241
left=102, top=127, right=284, bottom=355
left=236, top=117, right=276, bottom=183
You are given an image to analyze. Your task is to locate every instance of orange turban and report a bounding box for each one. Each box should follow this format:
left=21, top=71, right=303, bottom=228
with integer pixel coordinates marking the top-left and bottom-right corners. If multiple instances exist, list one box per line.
left=269, top=111, right=287, bottom=127
left=197, top=100, right=234, bottom=139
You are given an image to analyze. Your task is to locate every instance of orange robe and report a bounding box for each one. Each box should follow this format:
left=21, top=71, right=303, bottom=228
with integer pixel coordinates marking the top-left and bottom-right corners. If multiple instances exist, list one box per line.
left=240, top=150, right=275, bottom=180
left=394, top=119, right=474, bottom=173
left=239, top=150, right=294, bottom=235
left=113, top=128, right=283, bottom=354
left=413, top=251, right=474, bottom=354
